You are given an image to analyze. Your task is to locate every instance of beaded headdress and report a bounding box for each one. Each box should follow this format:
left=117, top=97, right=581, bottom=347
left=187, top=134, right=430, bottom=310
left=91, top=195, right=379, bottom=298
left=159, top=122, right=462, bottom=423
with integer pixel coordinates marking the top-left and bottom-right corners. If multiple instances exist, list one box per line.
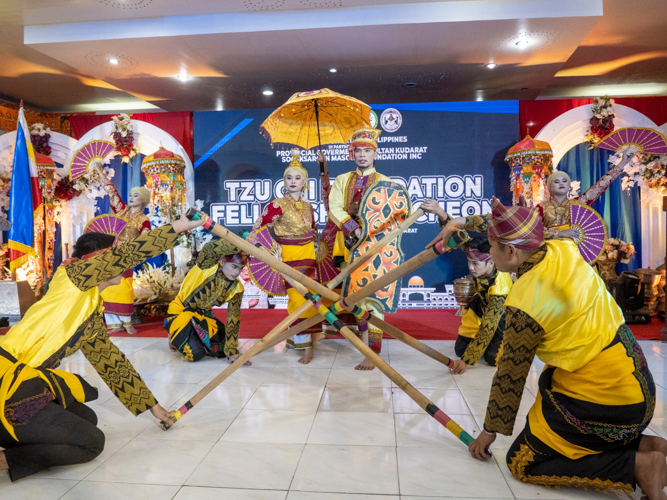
left=348, top=128, right=381, bottom=160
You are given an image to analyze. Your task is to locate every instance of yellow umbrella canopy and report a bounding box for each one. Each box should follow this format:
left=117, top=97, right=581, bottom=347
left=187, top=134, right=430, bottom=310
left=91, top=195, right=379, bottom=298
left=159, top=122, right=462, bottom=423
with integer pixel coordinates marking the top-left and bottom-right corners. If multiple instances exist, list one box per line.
left=259, top=88, right=372, bottom=151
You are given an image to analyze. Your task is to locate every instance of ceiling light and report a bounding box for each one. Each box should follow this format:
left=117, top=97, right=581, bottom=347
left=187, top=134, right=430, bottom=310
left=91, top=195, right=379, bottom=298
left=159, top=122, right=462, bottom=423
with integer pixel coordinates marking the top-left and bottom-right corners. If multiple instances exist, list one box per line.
left=485, top=63, right=497, bottom=69
left=176, top=74, right=190, bottom=81
left=515, top=39, right=529, bottom=48
left=329, top=68, right=337, bottom=73
left=404, top=82, right=417, bottom=88
left=108, top=58, right=119, bottom=65
left=263, top=90, right=274, bottom=96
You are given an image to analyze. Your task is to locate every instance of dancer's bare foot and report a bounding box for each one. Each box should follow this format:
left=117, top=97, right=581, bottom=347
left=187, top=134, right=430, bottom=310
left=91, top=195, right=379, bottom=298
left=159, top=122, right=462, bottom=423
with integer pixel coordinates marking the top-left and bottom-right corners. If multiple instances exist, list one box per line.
left=635, top=450, right=667, bottom=499
left=107, top=327, right=123, bottom=333
left=0, top=450, right=8, bottom=470
left=355, top=357, right=375, bottom=371
left=298, top=347, right=314, bottom=364
left=124, top=324, right=137, bottom=335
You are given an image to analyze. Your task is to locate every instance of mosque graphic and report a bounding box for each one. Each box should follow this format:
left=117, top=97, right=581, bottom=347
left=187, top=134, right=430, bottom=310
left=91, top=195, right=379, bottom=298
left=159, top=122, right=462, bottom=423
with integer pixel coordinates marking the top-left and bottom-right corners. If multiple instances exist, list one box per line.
left=398, top=276, right=458, bottom=309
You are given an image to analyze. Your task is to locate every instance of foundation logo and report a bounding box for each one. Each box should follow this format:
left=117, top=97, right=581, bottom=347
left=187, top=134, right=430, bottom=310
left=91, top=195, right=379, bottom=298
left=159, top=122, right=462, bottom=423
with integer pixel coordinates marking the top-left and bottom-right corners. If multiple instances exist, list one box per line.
left=369, top=110, right=378, bottom=129
left=380, top=108, right=402, bottom=133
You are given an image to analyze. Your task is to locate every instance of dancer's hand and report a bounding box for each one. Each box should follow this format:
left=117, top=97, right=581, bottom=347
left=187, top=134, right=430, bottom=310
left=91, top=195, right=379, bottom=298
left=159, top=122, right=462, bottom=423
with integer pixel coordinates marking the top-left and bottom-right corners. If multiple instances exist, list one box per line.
left=172, top=214, right=205, bottom=234
left=354, top=228, right=362, bottom=239
left=420, top=199, right=447, bottom=220
left=229, top=354, right=252, bottom=366
left=469, top=430, right=495, bottom=461
left=150, top=404, right=175, bottom=428
left=426, top=219, right=462, bottom=249
left=557, top=228, right=579, bottom=240
left=317, top=151, right=327, bottom=164
left=450, top=359, right=467, bottom=374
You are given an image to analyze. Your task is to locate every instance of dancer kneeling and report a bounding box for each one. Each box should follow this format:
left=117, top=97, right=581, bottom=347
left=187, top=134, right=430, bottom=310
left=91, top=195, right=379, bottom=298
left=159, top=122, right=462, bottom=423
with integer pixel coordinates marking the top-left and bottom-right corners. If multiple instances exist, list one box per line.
left=249, top=151, right=320, bottom=364
left=164, top=239, right=250, bottom=364
left=422, top=200, right=511, bottom=375
left=0, top=216, right=203, bottom=481
left=434, top=199, right=666, bottom=498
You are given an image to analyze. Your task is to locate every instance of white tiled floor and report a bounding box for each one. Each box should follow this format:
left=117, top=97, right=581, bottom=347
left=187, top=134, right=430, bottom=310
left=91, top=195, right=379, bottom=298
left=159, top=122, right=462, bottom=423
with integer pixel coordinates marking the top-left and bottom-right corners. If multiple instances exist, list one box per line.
left=2, top=337, right=667, bottom=499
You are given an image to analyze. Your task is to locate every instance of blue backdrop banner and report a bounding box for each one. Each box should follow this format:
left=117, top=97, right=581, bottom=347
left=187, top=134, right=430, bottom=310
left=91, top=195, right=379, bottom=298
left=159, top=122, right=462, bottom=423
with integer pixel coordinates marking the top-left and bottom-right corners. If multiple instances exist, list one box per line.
left=194, top=103, right=519, bottom=304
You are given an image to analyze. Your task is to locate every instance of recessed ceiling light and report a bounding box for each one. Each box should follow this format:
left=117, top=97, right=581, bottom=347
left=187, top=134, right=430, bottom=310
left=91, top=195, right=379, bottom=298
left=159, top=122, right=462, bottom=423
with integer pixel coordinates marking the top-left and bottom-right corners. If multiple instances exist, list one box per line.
left=176, top=74, right=190, bottom=81
left=109, top=58, right=119, bottom=65
left=485, top=63, right=497, bottom=69
left=329, top=68, right=337, bottom=73
left=263, top=90, right=274, bottom=96
left=515, top=39, right=529, bottom=48
left=404, top=82, right=417, bottom=88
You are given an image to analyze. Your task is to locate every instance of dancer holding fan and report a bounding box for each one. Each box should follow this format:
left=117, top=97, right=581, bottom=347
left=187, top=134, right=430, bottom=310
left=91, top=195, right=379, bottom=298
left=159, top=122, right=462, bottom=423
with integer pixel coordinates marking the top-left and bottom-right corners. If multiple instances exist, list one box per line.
left=92, top=161, right=151, bottom=334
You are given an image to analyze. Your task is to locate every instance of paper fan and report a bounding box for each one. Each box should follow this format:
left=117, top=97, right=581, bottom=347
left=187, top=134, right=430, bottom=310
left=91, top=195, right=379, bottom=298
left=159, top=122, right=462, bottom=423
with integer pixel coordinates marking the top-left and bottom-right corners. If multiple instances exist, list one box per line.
left=316, top=220, right=340, bottom=285
left=246, top=227, right=286, bottom=296
left=84, top=214, right=127, bottom=236
left=69, top=140, right=116, bottom=180
left=598, top=127, right=667, bottom=155
left=570, top=204, right=607, bottom=264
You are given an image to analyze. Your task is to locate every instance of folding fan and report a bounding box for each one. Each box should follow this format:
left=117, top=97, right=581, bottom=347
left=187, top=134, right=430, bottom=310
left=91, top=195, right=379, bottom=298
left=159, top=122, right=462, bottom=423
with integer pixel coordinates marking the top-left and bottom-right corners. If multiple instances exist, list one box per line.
left=570, top=204, right=607, bottom=264
left=69, top=140, right=116, bottom=180
left=598, top=127, right=667, bottom=155
left=246, top=226, right=287, bottom=296
left=84, top=214, right=127, bottom=236
left=316, top=220, right=340, bottom=285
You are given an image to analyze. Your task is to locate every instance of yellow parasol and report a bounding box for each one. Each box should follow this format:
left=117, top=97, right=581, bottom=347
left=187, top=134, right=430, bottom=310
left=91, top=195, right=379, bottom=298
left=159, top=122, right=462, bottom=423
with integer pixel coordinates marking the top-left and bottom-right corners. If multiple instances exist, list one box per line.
left=260, top=89, right=372, bottom=171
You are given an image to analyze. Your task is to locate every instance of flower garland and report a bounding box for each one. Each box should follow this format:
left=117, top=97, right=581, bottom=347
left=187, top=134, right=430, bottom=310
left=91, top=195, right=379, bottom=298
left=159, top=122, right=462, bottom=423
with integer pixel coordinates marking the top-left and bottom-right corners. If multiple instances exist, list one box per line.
left=621, top=153, right=667, bottom=206
left=29, top=122, right=52, bottom=156
left=586, top=96, right=615, bottom=147
left=597, top=238, right=636, bottom=264
left=111, top=113, right=138, bottom=163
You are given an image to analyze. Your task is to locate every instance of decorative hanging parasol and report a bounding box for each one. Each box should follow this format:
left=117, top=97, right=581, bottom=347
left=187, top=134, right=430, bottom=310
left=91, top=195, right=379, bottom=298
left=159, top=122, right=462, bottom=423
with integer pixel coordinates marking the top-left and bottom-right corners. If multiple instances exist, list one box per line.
left=69, top=140, right=116, bottom=180
left=505, top=135, right=553, bottom=207
left=598, top=127, right=667, bottom=155
left=141, top=147, right=187, bottom=217
left=84, top=214, right=127, bottom=236
left=260, top=88, right=372, bottom=173
left=246, top=227, right=287, bottom=296
left=570, top=204, right=607, bottom=264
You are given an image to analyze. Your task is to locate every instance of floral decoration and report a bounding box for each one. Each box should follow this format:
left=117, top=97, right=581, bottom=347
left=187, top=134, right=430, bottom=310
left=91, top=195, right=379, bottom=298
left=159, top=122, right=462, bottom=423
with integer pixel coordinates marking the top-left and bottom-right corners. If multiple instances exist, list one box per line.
left=586, top=96, right=615, bottom=147
left=621, top=153, right=667, bottom=206
left=597, top=238, right=636, bottom=264
left=29, top=122, right=52, bottom=156
left=111, top=113, right=138, bottom=163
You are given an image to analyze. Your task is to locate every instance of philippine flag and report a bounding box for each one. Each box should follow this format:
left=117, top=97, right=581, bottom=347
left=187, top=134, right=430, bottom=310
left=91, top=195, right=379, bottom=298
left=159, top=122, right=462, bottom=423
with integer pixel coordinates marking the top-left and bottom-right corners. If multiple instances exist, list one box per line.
left=8, top=107, right=42, bottom=271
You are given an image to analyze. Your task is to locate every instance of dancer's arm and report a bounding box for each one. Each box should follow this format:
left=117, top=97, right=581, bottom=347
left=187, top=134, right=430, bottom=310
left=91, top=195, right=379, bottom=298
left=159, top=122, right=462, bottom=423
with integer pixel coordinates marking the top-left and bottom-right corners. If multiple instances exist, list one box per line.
left=94, top=162, right=126, bottom=213
left=461, top=294, right=507, bottom=366
left=483, top=306, right=543, bottom=435
left=224, top=290, right=243, bottom=356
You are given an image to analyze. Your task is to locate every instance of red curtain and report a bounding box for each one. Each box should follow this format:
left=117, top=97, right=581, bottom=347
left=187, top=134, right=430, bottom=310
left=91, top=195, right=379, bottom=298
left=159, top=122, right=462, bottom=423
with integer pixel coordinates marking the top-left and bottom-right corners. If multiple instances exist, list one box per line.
left=519, top=97, right=667, bottom=139
left=69, top=111, right=194, bottom=161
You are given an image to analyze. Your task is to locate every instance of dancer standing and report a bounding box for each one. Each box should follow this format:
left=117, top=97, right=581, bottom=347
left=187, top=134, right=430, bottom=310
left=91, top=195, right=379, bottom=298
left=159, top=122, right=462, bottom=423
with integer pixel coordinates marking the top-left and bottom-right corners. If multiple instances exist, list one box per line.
left=328, top=128, right=392, bottom=370
left=0, top=216, right=203, bottom=481
left=434, top=199, right=665, bottom=498
left=249, top=150, right=320, bottom=364
left=94, top=162, right=151, bottom=334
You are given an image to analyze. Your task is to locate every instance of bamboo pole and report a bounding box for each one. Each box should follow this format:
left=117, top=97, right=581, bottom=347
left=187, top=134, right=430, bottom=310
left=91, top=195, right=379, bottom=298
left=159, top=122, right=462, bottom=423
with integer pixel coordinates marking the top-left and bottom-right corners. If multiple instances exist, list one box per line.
left=284, top=275, right=474, bottom=447
left=161, top=208, right=423, bottom=429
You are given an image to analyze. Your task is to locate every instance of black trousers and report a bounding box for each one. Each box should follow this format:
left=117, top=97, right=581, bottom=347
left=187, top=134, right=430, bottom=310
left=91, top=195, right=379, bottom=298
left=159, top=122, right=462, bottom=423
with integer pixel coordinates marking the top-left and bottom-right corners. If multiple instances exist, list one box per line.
left=0, top=402, right=104, bottom=481
left=172, top=317, right=227, bottom=362
left=454, top=331, right=503, bottom=366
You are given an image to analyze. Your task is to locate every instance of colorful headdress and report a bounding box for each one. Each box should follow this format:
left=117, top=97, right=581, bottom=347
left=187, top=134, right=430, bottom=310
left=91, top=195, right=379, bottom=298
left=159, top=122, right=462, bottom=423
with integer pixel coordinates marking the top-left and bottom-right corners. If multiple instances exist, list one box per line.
left=348, top=128, right=381, bottom=160
left=223, top=252, right=248, bottom=266
left=487, top=197, right=544, bottom=250
left=130, top=186, right=151, bottom=206
left=466, top=247, right=492, bottom=263
left=546, top=170, right=571, bottom=194
left=283, top=149, right=310, bottom=190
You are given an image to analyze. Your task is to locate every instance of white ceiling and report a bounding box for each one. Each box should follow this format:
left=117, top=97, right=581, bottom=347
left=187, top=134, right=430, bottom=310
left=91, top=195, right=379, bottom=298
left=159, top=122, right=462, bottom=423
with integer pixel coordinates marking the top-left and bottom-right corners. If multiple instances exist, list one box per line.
left=1, top=0, right=665, bottom=112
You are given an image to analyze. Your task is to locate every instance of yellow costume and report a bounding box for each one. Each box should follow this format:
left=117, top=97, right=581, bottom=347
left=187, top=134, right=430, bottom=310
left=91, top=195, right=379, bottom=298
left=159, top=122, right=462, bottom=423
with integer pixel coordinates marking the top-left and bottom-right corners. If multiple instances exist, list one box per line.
left=328, top=128, right=392, bottom=352
left=98, top=179, right=152, bottom=330
left=250, top=151, right=320, bottom=349
left=165, top=239, right=244, bottom=361
left=468, top=207, right=655, bottom=492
